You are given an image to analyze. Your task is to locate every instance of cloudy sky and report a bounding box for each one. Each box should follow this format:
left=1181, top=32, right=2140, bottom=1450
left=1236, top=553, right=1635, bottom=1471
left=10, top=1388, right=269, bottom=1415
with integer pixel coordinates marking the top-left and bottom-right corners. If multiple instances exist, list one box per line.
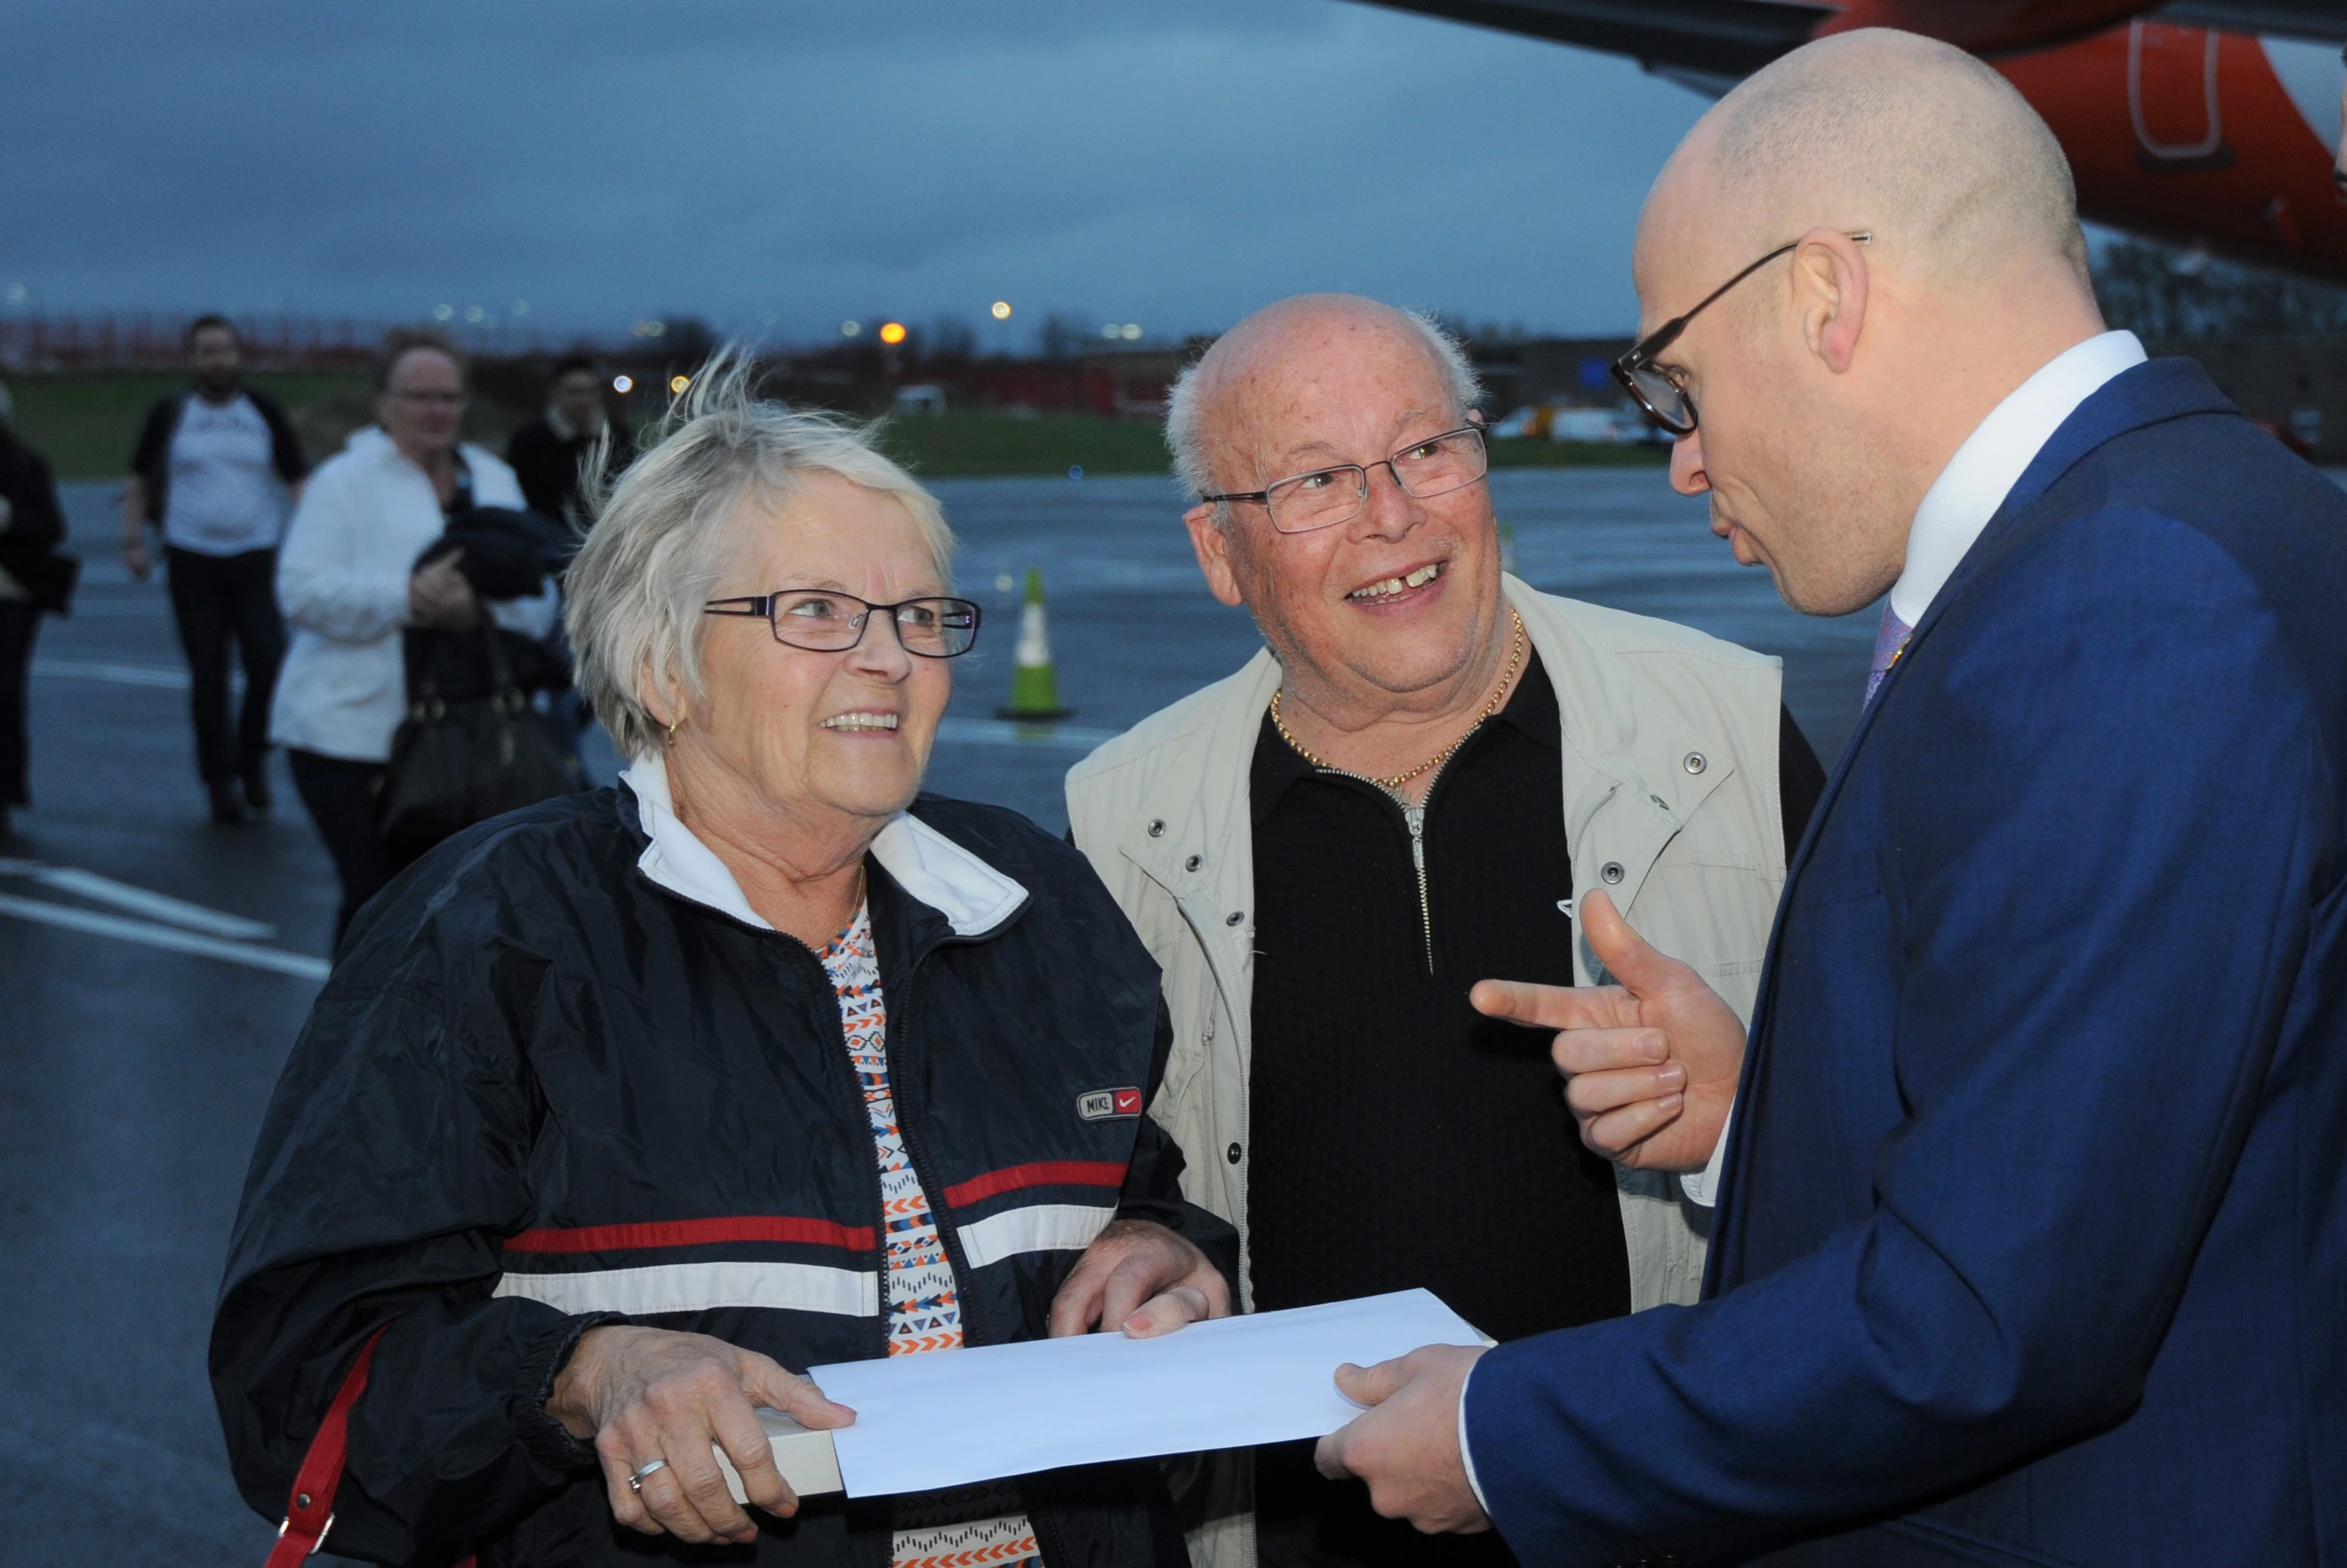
left=1, top=1, right=1711, bottom=348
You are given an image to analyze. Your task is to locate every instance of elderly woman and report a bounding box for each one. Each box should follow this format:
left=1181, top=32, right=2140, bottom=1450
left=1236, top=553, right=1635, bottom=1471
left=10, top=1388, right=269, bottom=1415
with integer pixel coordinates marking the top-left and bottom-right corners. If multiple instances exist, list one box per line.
left=213, top=367, right=1234, bottom=1568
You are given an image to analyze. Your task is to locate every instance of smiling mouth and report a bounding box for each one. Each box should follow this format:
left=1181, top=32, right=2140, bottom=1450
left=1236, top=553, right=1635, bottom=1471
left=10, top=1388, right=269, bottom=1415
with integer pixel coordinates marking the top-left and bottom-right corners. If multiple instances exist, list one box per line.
left=820, top=712, right=901, bottom=732
left=1347, top=561, right=1443, bottom=603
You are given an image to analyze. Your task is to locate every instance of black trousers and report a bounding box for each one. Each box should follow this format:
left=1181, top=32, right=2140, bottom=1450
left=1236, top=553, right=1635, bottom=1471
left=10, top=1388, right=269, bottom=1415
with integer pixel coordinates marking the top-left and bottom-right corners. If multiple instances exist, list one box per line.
left=165, top=545, right=283, bottom=785
left=0, top=598, right=38, bottom=808
left=286, top=749, right=395, bottom=947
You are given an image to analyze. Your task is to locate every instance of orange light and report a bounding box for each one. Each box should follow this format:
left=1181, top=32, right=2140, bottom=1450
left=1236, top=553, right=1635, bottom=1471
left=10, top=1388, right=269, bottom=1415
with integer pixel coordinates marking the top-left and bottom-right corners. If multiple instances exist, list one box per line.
left=668, top=374, right=690, bottom=394
left=878, top=321, right=908, bottom=345
left=990, top=300, right=1012, bottom=321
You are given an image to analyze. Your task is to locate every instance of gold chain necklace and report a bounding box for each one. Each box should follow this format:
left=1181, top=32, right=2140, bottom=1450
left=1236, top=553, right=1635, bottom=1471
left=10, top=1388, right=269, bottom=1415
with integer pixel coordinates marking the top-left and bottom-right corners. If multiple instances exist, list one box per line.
left=1270, top=607, right=1527, bottom=792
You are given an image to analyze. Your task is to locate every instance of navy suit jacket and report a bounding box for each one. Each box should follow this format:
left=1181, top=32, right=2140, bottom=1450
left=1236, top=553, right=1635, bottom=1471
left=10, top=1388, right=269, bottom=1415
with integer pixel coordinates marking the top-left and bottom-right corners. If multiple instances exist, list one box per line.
left=1465, top=359, right=2347, bottom=1567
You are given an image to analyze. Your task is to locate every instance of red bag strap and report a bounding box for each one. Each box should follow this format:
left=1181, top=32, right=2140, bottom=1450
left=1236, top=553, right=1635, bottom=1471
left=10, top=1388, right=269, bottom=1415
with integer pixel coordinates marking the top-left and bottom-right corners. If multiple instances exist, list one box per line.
left=260, top=1322, right=474, bottom=1568
left=264, top=1325, right=386, bottom=1567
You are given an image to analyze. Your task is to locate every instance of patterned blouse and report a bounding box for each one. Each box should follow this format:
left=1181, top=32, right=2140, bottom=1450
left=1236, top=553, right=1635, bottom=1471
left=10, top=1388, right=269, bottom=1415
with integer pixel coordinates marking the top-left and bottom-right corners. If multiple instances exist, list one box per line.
left=819, top=906, right=1043, bottom=1568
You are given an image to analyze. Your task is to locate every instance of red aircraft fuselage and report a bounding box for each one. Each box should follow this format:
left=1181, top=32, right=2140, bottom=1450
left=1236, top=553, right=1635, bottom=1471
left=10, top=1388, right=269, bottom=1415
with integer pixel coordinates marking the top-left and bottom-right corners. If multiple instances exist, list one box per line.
left=1365, top=0, right=2347, bottom=281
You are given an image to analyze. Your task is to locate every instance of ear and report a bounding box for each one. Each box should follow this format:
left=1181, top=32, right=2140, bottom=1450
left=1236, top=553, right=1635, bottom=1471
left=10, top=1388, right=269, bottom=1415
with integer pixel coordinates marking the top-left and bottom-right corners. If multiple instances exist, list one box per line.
left=636, top=657, right=685, bottom=735
left=1792, top=228, right=1871, bottom=376
left=1183, top=503, right=1247, bottom=608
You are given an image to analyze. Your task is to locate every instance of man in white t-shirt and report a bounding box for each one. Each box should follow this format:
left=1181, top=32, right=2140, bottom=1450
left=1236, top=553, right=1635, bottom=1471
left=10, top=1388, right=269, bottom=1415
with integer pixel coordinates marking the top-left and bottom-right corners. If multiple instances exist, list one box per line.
left=123, top=315, right=309, bottom=822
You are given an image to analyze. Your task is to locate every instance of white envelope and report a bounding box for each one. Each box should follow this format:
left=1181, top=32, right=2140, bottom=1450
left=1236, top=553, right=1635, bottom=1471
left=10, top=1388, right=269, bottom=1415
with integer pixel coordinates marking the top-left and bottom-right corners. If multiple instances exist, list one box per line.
left=740, top=1288, right=1491, bottom=1499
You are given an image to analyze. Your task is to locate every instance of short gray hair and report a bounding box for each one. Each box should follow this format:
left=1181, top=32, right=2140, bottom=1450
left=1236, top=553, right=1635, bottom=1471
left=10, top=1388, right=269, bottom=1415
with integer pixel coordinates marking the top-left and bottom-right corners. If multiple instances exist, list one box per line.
left=1164, top=305, right=1482, bottom=502
left=565, top=351, right=953, bottom=760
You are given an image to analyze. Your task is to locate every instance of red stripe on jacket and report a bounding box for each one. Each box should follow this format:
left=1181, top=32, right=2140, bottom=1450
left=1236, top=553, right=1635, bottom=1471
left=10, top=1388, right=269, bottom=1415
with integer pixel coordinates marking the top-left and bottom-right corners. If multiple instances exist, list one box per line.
left=943, top=1160, right=1127, bottom=1209
left=505, top=1216, right=877, bottom=1254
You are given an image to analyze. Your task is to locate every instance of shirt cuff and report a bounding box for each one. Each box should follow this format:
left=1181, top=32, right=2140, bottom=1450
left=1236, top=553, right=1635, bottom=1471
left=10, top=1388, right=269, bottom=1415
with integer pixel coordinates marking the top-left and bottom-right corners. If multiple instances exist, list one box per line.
left=1457, top=1359, right=1490, bottom=1515
left=1678, top=1107, right=1734, bottom=1208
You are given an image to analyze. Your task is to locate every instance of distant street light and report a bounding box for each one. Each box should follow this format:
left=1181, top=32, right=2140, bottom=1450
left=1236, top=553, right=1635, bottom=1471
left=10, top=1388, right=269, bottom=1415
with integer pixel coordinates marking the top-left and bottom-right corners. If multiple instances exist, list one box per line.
left=1121, top=323, right=1142, bottom=340
left=465, top=306, right=486, bottom=324
left=842, top=320, right=862, bottom=337
left=613, top=375, right=634, bottom=394
left=991, top=301, right=1013, bottom=321
left=879, top=321, right=908, bottom=345
left=511, top=299, right=530, bottom=315
left=1101, top=324, right=1119, bottom=339
left=433, top=304, right=455, bottom=321
left=669, top=374, right=691, bottom=395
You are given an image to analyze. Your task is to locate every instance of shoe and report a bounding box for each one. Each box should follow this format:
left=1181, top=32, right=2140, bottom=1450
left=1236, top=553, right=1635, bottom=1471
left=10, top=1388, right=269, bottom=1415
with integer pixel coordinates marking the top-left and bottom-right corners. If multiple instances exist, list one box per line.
left=241, top=769, right=272, bottom=812
left=207, top=779, right=246, bottom=824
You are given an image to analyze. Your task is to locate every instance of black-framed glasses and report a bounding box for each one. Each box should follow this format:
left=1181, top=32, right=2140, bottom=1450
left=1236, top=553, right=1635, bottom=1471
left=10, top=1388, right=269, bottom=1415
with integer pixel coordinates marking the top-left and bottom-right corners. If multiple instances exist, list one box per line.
left=703, top=589, right=982, bottom=658
left=1614, top=232, right=1873, bottom=436
left=1201, top=424, right=1489, bottom=534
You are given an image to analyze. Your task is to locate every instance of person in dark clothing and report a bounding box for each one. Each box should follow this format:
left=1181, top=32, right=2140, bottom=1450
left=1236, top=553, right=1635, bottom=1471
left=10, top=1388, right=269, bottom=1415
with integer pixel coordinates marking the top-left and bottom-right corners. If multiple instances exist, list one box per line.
left=123, top=315, right=309, bottom=822
left=214, top=363, right=1233, bottom=1568
left=0, top=382, right=77, bottom=843
left=505, top=353, right=634, bottom=527
left=1065, top=294, right=1824, bottom=1568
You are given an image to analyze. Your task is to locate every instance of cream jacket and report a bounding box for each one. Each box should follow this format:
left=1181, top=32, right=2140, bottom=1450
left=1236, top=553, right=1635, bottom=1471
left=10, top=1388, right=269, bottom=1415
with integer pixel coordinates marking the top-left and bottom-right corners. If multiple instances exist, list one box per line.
left=1064, top=576, right=1790, bottom=1567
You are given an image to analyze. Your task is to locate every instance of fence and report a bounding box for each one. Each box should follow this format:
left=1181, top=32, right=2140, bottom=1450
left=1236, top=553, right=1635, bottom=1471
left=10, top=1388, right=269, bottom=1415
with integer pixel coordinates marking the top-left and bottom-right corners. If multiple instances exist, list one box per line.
left=0, top=312, right=589, bottom=372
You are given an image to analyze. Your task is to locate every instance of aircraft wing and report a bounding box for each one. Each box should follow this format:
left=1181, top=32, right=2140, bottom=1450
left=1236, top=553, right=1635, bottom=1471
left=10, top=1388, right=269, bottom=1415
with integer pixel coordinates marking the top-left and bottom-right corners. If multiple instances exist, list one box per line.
left=1360, top=0, right=2341, bottom=83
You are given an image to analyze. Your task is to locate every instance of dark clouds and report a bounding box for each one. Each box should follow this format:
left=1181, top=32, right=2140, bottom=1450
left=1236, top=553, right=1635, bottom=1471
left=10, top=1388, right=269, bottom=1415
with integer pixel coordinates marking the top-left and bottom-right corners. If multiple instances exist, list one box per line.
left=1, top=1, right=1709, bottom=342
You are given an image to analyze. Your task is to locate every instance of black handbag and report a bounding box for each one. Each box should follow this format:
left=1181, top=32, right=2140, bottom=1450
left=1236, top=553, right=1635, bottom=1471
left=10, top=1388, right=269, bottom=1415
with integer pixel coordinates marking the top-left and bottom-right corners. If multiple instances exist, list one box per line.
left=378, top=622, right=582, bottom=863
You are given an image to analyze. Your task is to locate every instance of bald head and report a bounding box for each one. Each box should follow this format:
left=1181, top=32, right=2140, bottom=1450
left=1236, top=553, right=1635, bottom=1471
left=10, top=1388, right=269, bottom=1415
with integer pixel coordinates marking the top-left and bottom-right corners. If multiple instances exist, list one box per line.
left=1647, top=28, right=2086, bottom=298
left=1165, top=294, right=1478, bottom=502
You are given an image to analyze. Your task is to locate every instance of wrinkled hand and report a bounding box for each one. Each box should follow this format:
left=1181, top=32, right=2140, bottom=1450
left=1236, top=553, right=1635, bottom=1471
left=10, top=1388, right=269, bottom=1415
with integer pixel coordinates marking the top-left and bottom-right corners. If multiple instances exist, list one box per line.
left=407, top=551, right=478, bottom=630
left=547, top=1325, right=854, bottom=1546
left=1314, top=1344, right=1491, bottom=1534
left=1049, top=1218, right=1231, bottom=1338
left=1470, top=889, right=1744, bottom=1173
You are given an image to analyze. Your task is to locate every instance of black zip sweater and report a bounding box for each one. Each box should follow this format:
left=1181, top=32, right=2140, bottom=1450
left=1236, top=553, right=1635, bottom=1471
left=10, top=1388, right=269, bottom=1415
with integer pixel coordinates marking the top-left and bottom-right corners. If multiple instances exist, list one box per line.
left=212, top=784, right=1230, bottom=1567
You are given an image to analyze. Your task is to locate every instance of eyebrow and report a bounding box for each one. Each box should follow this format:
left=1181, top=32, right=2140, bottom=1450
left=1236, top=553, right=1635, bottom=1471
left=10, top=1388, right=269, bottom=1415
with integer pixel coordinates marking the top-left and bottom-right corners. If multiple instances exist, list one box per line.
left=1273, top=409, right=1452, bottom=465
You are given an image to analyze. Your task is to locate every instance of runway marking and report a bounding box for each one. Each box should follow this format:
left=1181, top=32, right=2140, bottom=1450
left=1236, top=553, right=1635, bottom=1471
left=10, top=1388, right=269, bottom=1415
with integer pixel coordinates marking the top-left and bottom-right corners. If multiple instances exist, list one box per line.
left=31, top=657, right=190, bottom=689
left=0, top=856, right=278, bottom=941
left=37, top=658, right=1125, bottom=752
left=935, top=716, right=1121, bottom=751
left=0, top=892, right=329, bottom=980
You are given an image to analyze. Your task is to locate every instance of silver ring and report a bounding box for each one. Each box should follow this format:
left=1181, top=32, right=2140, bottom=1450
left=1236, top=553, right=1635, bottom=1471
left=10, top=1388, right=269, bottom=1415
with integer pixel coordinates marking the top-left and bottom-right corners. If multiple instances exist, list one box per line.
left=627, top=1458, right=669, bottom=1493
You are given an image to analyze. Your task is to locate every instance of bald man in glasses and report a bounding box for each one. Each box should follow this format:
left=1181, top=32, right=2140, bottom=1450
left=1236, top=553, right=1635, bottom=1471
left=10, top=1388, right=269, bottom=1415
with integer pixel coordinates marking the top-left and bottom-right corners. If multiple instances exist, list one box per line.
left=1064, top=294, right=1825, bottom=1568
left=1318, top=28, right=2347, bottom=1568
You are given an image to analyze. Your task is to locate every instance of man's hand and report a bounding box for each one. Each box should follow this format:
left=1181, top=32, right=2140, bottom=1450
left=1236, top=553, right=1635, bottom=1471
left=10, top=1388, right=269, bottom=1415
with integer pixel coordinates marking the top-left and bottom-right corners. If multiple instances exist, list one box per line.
left=121, top=534, right=153, bottom=581
left=1470, top=889, right=1745, bottom=1172
left=547, top=1325, right=854, bottom=1546
left=407, top=551, right=478, bottom=630
left=1048, top=1218, right=1231, bottom=1338
left=1314, top=1344, right=1492, bottom=1534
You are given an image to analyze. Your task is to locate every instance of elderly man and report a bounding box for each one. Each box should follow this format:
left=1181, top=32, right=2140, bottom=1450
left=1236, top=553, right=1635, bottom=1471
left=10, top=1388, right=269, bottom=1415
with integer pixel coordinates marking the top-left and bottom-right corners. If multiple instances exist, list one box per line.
left=1064, top=295, right=1824, bottom=1568
left=1318, top=29, right=2347, bottom=1568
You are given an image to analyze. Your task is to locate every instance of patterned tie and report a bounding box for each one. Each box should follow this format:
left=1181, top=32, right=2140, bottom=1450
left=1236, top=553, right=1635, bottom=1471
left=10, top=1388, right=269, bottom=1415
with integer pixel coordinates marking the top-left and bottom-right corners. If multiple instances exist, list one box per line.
left=1865, top=605, right=1913, bottom=705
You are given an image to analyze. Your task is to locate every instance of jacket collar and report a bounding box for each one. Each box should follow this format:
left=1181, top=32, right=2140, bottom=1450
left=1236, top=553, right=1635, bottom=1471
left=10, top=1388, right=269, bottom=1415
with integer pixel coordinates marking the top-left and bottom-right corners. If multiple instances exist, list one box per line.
left=619, top=754, right=1028, bottom=939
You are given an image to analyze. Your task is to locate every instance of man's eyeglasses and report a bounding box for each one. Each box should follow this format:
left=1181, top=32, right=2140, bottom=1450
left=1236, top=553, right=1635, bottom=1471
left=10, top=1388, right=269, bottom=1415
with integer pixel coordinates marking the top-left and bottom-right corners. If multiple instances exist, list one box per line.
left=1613, top=232, right=1872, bottom=436
left=1201, top=425, right=1489, bottom=534
left=703, top=589, right=982, bottom=658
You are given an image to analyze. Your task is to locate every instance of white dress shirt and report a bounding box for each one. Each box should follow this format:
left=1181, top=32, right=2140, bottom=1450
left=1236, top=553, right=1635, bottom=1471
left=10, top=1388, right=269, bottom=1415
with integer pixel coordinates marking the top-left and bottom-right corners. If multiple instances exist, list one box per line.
left=1676, top=329, right=2147, bottom=1212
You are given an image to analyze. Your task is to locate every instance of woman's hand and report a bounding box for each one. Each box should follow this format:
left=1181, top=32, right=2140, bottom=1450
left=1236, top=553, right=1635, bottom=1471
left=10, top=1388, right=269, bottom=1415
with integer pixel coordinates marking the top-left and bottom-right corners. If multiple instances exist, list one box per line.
left=1048, top=1219, right=1232, bottom=1338
left=547, top=1325, right=855, bottom=1545
left=407, top=551, right=478, bottom=630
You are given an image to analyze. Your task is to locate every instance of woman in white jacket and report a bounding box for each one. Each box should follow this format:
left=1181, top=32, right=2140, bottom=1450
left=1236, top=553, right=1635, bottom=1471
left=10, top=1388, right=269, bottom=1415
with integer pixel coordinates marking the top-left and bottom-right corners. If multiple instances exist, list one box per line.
left=272, top=328, right=555, bottom=941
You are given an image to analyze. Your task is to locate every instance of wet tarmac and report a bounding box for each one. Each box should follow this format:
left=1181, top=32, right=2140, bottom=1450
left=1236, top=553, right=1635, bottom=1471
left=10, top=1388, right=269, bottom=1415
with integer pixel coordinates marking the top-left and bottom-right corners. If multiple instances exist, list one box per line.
left=1, top=467, right=1876, bottom=1565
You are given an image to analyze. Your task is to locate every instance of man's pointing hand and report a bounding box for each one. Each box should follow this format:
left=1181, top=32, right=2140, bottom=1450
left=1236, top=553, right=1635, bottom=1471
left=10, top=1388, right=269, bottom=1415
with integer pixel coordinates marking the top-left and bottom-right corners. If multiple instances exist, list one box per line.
left=1470, top=890, right=1744, bottom=1172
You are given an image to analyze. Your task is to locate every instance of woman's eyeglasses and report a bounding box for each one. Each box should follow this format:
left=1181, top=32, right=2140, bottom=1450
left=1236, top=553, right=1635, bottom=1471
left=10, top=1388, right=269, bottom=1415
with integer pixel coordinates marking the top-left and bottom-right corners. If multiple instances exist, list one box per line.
left=703, top=590, right=982, bottom=658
